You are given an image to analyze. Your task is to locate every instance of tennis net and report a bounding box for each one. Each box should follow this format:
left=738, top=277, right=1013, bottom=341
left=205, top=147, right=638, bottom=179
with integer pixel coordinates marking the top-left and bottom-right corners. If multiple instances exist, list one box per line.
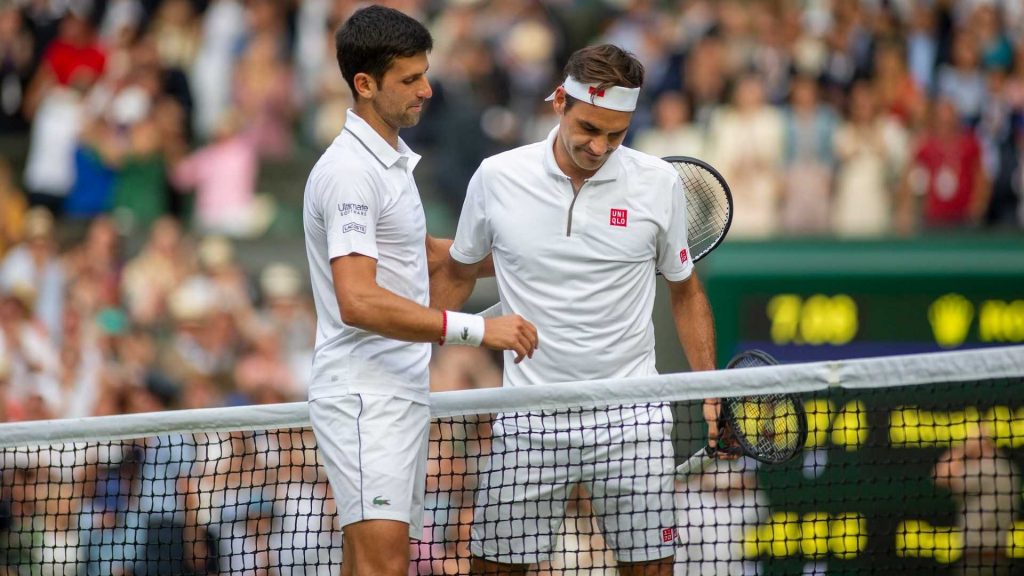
left=0, top=346, right=1022, bottom=575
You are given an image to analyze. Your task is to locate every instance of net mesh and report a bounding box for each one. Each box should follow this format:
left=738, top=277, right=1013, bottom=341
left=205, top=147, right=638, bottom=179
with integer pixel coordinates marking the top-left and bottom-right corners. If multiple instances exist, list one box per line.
left=0, top=347, right=1022, bottom=575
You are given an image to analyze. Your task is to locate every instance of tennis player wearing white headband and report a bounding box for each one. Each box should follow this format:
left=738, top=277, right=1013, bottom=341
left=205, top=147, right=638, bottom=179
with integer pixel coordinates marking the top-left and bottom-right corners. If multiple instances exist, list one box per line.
left=433, top=44, right=719, bottom=576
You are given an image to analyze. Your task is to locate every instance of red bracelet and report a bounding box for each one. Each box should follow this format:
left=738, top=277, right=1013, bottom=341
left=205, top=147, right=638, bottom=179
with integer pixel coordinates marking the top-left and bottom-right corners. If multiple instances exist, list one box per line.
left=438, top=310, right=447, bottom=346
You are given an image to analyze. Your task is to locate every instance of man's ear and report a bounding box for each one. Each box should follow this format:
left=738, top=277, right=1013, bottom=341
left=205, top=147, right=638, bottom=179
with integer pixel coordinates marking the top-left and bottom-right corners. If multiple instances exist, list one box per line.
left=353, top=72, right=377, bottom=100
left=552, top=86, right=566, bottom=116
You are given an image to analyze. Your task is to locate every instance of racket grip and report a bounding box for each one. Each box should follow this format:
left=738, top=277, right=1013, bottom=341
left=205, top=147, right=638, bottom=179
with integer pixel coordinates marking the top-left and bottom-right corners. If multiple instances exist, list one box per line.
left=675, top=447, right=714, bottom=479
left=476, top=303, right=503, bottom=319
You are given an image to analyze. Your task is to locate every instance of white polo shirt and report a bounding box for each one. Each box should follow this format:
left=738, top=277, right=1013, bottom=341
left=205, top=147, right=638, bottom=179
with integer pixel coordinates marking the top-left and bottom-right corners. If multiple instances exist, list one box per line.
left=451, top=127, right=692, bottom=388
left=303, top=110, right=430, bottom=404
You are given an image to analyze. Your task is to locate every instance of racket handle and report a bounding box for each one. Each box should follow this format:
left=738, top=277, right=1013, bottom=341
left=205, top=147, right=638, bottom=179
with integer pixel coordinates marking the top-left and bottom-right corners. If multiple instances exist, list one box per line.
left=477, top=303, right=502, bottom=319
left=675, top=447, right=714, bottom=479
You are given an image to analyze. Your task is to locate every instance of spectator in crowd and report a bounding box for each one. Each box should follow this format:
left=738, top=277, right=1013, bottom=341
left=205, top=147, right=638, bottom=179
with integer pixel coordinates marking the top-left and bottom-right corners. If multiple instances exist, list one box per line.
left=633, top=91, right=704, bottom=159
left=707, top=72, right=784, bottom=237
left=121, top=216, right=190, bottom=327
left=171, top=111, right=272, bottom=238
left=23, top=9, right=105, bottom=119
left=873, top=41, right=927, bottom=130
left=151, top=0, right=201, bottom=75
left=0, top=5, right=33, bottom=134
left=936, top=29, right=988, bottom=127
left=934, top=426, right=1021, bottom=576
left=677, top=456, right=769, bottom=576
left=233, top=30, right=296, bottom=160
left=190, top=0, right=246, bottom=140
left=256, top=262, right=315, bottom=394
left=0, top=277, right=60, bottom=423
left=780, top=74, right=837, bottom=235
left=0, top=1, right=1023, bottom=572
left=898, top=98, right=989, bottom=234
left=832, top=79, right=909, bottom=237
left=21, top=69, right=92, bottom=216
left=0, top=207, right=65, bottom=341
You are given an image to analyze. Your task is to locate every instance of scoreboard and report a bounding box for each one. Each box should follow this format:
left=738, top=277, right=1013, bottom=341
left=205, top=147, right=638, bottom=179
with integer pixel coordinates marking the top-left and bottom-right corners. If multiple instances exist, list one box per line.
left=701, top=236, right=1024, bottom=367
left=661, top=236, right=1024, bottom=574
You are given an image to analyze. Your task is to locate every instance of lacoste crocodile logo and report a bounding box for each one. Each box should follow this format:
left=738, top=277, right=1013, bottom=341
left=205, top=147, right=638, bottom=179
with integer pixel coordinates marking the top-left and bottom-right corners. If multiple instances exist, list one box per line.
left=372, top=496, right=390, bottom=506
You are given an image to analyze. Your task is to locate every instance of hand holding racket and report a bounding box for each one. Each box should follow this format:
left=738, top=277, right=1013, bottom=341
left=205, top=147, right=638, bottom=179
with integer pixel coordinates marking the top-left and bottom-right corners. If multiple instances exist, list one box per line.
left=478, top=156, right=732, bottom=318
left=676, top=350, right=808, bottom=479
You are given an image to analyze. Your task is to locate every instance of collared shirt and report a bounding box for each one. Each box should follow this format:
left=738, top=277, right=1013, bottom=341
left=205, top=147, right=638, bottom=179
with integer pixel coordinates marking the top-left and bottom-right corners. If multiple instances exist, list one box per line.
left=303, top=109, right=430, bottom=403
left=451, top=127, right=692, bottom=388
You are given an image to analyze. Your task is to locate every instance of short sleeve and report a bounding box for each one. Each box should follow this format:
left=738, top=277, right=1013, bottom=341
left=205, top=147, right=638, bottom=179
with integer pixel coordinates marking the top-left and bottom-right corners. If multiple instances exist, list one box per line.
left=450, top=165, right=492, bottom=264
left=322, top=171, right=382, bottom=261
left=655, top=175, right=694, bottom=282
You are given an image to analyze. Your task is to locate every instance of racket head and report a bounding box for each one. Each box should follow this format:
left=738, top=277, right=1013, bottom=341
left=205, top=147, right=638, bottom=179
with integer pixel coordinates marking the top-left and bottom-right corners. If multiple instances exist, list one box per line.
left=662, top=156, right=733, bottom=263
left=720, top=350, right=808, bottom=465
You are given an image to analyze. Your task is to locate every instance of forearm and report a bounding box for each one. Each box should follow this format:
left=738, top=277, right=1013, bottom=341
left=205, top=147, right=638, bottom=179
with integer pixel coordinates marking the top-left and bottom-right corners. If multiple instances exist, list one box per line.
left=430, top=265, right=477, bottom=311
left=342, top=283, right=445, bottom=343
left=669, top=274, right=717, bottom=372
left=430, top=253, right=488, bottom=311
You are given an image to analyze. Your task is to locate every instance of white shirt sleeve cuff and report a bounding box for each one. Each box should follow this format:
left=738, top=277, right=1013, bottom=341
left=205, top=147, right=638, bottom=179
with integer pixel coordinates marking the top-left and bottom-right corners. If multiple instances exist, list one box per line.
left=450, top=244, right=488, bottom=265
left=660, top=264, right=693, bottom=283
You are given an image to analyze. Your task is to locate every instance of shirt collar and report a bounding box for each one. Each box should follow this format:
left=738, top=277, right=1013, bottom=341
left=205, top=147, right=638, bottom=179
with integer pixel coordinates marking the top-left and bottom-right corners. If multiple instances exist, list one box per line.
left=541, top=125, right=622, bottom=183
left=341, top=109, right=421, bottom=171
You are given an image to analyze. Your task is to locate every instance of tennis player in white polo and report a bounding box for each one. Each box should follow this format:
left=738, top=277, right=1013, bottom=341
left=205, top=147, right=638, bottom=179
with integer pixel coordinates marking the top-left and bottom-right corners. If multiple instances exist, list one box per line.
left=433, top=44, right=719, bottom=576
left=302, top=7, right=538, bottom=576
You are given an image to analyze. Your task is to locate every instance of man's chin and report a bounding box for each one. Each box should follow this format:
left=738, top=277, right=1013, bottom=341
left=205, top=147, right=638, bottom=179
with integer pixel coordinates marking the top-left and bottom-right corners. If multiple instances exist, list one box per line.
left=399, top=112, right=422, bottom=128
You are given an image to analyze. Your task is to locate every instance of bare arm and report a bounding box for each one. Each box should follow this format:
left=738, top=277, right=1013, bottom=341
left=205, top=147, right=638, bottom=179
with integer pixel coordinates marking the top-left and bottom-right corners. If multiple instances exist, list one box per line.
left=333, top=253, right=443, bottom=342
left=336, top=253, right=538, bottom=361
left=666, top=271, right=716, bottom=372
left=430, top=255, right=488, bottom=312
left=667, top=272, right=725, bottom=450
left=425, top=235, right=452, bottom=278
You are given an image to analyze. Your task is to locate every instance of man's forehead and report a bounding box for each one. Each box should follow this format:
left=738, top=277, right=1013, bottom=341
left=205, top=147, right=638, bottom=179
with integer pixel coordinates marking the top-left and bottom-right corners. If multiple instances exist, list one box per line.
left=567, top=101, right=632, bottom=132
left=387, top=53, right=429, bottom=76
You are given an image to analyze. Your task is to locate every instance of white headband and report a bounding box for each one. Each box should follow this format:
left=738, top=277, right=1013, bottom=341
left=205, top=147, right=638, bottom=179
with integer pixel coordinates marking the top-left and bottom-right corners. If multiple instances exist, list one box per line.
left=545, top=75, right=641, bottom=112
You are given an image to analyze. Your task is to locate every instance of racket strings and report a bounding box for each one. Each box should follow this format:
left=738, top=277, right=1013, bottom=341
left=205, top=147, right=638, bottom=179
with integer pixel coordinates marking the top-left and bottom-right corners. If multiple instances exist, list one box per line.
left=727, top=394, right=804, bottom=463
left=671, top=161, right=730, bottom=260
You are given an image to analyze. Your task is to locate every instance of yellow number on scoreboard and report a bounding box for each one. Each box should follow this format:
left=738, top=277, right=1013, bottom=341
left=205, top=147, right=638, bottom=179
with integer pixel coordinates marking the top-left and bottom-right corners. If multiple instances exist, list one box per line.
left=767, top=294, right=859, bottom=346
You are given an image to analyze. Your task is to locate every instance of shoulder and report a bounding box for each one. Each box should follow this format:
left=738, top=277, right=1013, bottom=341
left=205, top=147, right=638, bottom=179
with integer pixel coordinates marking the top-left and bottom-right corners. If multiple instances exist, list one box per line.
left=308, top=141, right=380, bottom=194
left=479, top=140, right=547, bottom=176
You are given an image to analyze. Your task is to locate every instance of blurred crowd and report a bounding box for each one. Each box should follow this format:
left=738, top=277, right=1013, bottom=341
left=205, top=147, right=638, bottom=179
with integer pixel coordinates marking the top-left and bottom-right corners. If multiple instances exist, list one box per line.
left=2, top=1, right=1021, bottom=573
left=0, top=0, right=1023, bottom=423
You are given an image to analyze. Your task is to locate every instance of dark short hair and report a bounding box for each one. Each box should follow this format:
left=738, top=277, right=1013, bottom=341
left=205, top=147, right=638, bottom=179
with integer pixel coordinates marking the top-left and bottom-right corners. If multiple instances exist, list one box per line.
left=562, top=44, right=644, bottom=111
left=335, top=5, right=433, bottom=98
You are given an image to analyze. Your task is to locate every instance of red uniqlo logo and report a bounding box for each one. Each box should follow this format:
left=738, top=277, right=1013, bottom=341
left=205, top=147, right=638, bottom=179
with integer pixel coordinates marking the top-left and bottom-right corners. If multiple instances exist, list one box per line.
left=679, top=249, right=689, bottom=264
left=662, top=528, right=676, bottom=543
left=610, top=209, right=628, bottom=227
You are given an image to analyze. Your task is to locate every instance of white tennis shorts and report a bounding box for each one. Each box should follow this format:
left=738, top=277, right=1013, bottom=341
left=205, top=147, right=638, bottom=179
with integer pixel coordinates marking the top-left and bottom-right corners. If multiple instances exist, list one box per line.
left=309, top=393, right=430, bottom=539
left=471, top=404, right=678, bottom=564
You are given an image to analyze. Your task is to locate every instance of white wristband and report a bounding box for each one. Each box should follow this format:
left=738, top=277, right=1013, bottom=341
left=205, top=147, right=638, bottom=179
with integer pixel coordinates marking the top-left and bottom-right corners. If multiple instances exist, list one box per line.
left=444, top=311, right=485, bottom=347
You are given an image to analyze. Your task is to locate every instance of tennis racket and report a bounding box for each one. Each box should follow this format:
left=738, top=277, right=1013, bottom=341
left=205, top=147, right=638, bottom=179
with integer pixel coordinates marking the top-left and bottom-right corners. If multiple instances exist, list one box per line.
left=675, top=350, right=808, bottom=479
left=662, top=155, right=732, bottom=266
left=477, top=155, right=732, bottom=318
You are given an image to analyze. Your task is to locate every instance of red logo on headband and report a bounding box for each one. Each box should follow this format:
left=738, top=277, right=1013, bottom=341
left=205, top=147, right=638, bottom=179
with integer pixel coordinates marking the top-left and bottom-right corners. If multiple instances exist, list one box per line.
left=588, top=86, right=605, bottom=98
